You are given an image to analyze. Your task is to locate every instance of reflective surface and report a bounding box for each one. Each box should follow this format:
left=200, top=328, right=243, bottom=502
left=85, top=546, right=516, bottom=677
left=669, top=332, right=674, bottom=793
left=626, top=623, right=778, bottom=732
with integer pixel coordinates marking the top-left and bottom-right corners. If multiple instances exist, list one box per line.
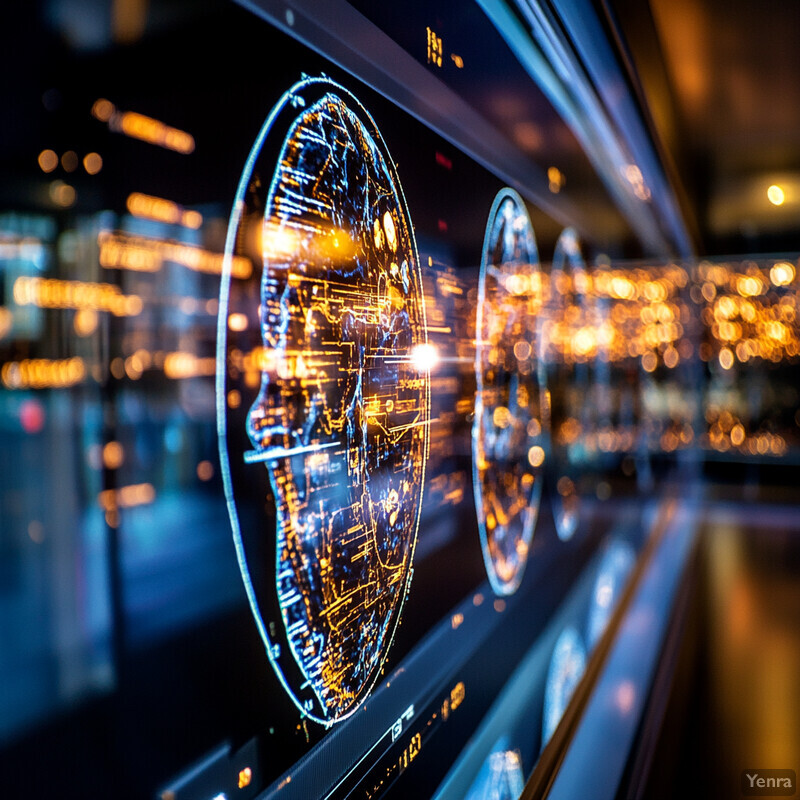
left=643, top=502, right=800, bottom=799
left=542, top=626, right=586, bottom=746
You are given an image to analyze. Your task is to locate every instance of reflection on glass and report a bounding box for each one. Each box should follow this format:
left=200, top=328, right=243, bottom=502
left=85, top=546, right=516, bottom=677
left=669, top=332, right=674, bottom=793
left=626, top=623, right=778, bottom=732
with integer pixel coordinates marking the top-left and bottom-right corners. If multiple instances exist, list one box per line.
left=539, top=228, right=591, bottom=539
left=0, top=213, right=113, bottom=740
left=586, top=539, right=635, bottom=648
left=218, top=77, right=430, bottom=725
left=542, top=626, right=586, bottom=747
left=464, top=737, right=525, bottom=800
left=591, top=266, right=642, bottom=479
left=692, top=259, right=798, bottom=458
left=473, top=188, right=546, bottom=596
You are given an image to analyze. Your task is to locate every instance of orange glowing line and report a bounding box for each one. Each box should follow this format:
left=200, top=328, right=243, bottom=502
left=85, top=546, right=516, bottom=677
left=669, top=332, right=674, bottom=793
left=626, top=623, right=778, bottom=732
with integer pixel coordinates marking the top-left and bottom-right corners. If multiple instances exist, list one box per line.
left=1, top=357, right=86, bottom=389
left=162, top=351, right=217, bottom=379
left=126, top=192, right=203, bottom=229
left=13, top=276, right=142, bottom=316
left=98, top=231, right=251, bottom=278
left=109, top=110, right=195, bottom=154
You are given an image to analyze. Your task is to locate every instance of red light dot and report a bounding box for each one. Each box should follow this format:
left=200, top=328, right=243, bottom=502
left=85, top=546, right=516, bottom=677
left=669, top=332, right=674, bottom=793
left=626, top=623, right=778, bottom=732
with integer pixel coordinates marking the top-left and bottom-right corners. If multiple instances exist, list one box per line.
left=435, top=151, right=452, bottom=170
left=20, top=399, right=45, bottom=433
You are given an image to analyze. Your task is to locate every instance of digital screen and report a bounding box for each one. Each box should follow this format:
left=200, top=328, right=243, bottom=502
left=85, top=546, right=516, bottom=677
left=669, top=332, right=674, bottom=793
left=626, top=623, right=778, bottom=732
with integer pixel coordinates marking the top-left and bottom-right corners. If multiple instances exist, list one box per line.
left=203, top=63, right=630, bottom=796
left=220, top=75, right=431, bottom=725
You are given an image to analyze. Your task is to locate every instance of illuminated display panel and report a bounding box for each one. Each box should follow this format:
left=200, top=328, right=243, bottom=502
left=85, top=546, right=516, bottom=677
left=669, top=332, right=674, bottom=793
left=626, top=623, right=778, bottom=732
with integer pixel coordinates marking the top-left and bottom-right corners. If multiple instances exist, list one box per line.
left=218, top=77, right=430, bottom=725
left=204, top=62, right=631, bottom=796
left=473, top=188, right=547, bottom=596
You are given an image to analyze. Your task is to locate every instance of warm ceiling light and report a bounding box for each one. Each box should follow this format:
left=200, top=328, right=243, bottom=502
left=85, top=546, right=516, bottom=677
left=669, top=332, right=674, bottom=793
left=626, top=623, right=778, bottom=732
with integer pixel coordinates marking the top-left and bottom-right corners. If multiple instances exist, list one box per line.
left=38, top=149, right=58, bottom=173
left=83, top=152, right=103, bottom=175
left=49, top=180, right=76, bottom=208
left=61, top=151, right=78, bottom=172
left=548, top=166, right=564, bottom=193
left=227, top=312, right=248, bottom=332
left=767, top=184, right=785, bottom=206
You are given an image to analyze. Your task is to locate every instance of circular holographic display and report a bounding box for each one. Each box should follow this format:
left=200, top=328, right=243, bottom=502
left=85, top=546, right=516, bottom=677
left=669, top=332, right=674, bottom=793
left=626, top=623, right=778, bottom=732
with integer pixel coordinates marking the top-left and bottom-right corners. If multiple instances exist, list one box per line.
left=473, top=188, right=547, bottom=597
left=217, top=76, right=430, bottom=725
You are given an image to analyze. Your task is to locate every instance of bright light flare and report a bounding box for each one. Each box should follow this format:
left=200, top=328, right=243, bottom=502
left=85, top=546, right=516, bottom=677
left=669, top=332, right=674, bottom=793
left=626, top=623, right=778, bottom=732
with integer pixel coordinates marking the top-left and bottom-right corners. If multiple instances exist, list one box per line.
left=527, top=445, right=545, bottom=467
left=410, top=342, right=439, bottom=372
left=770, top=261, right=795, bottom=287
left=767, top=184, right=785, bottom=206
left=228, top=312, right=248, bottom=332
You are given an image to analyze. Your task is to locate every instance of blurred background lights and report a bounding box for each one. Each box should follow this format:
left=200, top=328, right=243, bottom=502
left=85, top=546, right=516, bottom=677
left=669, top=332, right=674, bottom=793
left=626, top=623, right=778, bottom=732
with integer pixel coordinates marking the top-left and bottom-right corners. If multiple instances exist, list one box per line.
left=27, top=521, right=45, bottom=544
left=102, top=441, right=125, bottom=469
left=197, top=460, right=214, bottom=481
left=527, top=445, right=545, bottom=467
left=83, top=152, right=103, bottom=175
left=615, top=680, right=636, bottom=715
left=91, top=98, right=115, bottom=122
left=73, top=308, right=99, bottom=337
left=767, top=184, right=785, bottom=206
left=37, top=149, right=58, bottom=173
left=227, top=313, right=248, bottom=332
left=61, top=151, right=78, bottom=172
left=19, top=399, right=46, bottom=434
left=238, top=767, right=252, bottom=789
left=49, top=180, right=76, bottom=208
left=548, top=166, right=564, bottom=193
left=126, top=192, right=202, bottom=228
left=770, top=261, right=795, bottom=286
left=719, top=348, right=734, bottom=370
left=0, top=308, right=12, bottom=339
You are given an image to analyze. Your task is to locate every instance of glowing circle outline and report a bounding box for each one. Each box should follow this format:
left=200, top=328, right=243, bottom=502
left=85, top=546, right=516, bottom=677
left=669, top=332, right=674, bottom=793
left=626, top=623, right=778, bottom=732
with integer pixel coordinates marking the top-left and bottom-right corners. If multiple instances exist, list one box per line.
left=216, top=74, right=430, bottom=727
left=472, top=186, right=546, bottom=597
